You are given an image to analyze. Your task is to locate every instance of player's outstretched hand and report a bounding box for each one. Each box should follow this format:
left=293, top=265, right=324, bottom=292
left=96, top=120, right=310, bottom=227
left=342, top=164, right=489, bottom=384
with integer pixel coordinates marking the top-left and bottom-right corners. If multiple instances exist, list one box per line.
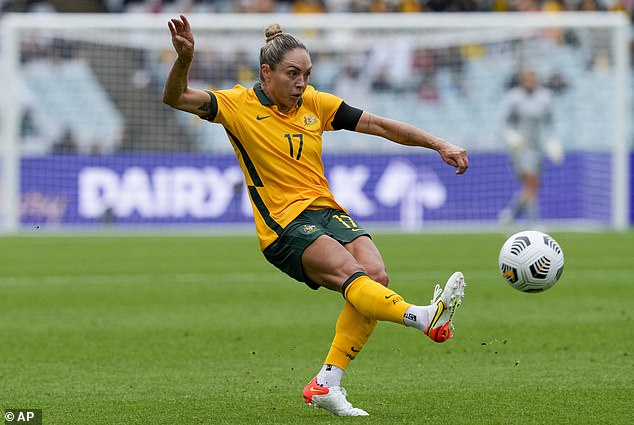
left=168, top=15, right=195, bottom=61
left=439, top=142, right=469, bottom=175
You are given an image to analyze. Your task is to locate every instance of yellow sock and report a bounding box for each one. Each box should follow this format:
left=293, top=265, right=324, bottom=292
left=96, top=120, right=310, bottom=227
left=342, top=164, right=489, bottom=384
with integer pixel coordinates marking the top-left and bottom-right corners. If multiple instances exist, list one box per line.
left=343, top=273, right=412, bottom=324
left=324, top=301, right=377, bottom=370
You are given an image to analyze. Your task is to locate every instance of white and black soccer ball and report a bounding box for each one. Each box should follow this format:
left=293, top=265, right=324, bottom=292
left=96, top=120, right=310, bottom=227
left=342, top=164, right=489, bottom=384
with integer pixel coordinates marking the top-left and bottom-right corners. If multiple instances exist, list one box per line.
left=498, top=230, right=564, bottom=293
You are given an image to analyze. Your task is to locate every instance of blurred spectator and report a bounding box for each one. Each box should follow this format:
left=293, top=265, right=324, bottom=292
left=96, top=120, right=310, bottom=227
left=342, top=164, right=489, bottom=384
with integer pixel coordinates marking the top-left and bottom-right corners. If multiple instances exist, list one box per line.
left=541, top=0, right=564, bottom=11
left=234, top=50, right=257, bottom=85
left=578, top=0, right=604, bottom=10
left=545, top=71, right=569, bottom=94
left=20, top=108, right=37, bottom=137
left=411, top=47, right=440, bottom=102
left=331, top=58, right=370, bottom=105
left=426, top=0, right=479, bottom=12
left=237, top=0, right=277, bottom=12
left=514, top=0, right=541, bottom=11
left=490, top=0, right=511, bottom=11
left=576, top=0, right=613, bottom=70
left=369, top=0, right=393, bottom=12
left=399, top=0, right=423, bottom=11
left=370, top=65, right=393, bottom=92
left=52, top=128, right=78, bottom=154
left=366, top=37, right=413, bottom=92
left=291, top=0, right=326, bottom=13
left=1, top=0, right=55, bottom=13
left=20, top=107, right=50, bottom=155
left=436, top=45, right=467, bottom=96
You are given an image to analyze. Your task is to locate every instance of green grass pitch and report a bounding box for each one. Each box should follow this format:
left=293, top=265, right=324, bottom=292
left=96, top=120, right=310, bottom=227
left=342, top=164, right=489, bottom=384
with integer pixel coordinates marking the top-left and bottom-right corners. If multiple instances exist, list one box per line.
left=0, top=232, right=632, bottom=424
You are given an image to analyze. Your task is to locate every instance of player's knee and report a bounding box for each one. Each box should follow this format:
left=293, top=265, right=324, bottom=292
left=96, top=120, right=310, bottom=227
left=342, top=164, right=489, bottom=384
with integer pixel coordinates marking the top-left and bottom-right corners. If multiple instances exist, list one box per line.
left=369, top=268, right=390, bottom=287
left=341, top=260, right=389, bottom=287
left=341, top=261, right=368, bottom=282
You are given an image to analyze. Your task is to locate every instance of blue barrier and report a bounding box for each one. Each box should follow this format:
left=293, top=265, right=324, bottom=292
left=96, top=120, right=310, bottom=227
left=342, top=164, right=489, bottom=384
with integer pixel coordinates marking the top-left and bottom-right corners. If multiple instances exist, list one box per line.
left=20, top=152, right=617, bottom=228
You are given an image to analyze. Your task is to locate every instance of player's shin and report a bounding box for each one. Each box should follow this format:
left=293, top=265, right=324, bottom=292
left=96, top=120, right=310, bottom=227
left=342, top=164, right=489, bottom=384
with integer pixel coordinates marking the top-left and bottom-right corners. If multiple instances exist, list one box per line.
left=343, top=273, right=411, bottom=324
left=322, top=301, right=377, bottom=380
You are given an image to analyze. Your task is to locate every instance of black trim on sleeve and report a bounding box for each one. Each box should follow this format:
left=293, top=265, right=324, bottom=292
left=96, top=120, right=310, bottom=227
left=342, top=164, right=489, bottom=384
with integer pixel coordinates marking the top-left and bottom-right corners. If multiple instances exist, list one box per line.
left=199, top=90, right=219, bottom=121
left=331, top=102, right=363, bottom=131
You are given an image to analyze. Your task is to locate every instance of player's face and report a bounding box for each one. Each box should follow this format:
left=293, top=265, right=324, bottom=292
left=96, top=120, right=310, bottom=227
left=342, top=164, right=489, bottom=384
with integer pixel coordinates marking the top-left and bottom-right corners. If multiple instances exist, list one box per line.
left=521, top=70, right=538, bottom=92
left=262, top=48, right=312, bottom=113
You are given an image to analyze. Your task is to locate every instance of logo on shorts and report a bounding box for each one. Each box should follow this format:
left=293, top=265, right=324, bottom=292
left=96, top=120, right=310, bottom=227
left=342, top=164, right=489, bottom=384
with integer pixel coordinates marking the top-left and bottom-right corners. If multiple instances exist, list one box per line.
left=302, top=224, right=317, bottom=234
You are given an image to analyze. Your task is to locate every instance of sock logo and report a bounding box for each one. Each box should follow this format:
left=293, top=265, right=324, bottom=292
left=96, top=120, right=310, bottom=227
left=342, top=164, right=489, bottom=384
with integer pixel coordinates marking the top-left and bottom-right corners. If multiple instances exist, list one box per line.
left=350, top=346, right=360, bottom=353
left=385, top=293, right=403, bottom=304
left=404, top=312, right=417, bottom=321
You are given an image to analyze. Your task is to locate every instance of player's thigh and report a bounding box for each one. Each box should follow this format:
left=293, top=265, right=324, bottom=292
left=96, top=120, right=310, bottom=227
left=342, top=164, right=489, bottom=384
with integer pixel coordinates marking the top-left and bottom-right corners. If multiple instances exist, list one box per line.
left=512, top=149, right=542, bottom=177
left=343, top=236, right=389, bottom=286
left=321, top=210, right=388, bottom=286
left=302, top=235, right=367, bottom=292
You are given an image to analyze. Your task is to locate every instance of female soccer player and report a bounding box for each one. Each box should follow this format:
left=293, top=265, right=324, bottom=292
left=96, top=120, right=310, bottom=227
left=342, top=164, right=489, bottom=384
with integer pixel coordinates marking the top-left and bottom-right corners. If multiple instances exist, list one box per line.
left=499, top=68, right=563, bottom=227
left=163, top=15, right=468, bottom=416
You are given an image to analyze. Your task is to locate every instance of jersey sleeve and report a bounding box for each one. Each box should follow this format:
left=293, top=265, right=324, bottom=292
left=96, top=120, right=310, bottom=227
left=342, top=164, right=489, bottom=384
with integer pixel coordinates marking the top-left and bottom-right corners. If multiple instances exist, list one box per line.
left=200, top=85, right=245, bottom=127
left=312, top=90, right=346, bottom=131
left=199, top=90, right=219, bottom=122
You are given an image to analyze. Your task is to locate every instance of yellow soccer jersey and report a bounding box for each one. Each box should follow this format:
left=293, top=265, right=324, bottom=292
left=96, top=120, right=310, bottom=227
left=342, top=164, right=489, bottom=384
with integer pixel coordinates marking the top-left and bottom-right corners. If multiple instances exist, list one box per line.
left=204, top=83, right=347, bottom=250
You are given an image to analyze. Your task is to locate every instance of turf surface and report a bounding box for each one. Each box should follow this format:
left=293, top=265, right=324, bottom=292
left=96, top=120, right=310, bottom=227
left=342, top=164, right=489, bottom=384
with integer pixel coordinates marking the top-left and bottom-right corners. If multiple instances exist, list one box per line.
left=0, top=232, right=632, bottom=424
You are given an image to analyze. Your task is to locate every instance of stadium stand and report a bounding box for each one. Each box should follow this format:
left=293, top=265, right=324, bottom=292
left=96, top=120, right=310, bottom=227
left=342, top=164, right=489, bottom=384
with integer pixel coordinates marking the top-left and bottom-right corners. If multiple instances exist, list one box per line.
left=1, top=0, right=631, bottom=155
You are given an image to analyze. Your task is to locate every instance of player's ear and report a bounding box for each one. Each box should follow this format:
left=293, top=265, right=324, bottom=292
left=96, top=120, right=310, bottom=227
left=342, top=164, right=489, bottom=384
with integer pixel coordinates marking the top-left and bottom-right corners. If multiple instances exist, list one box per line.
left=261, top=64, right=271, bottom=81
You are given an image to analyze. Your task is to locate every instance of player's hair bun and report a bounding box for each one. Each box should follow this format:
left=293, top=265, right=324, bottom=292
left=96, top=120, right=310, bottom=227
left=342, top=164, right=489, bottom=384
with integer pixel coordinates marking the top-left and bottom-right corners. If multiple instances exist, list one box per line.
left=264, top=24, right=283, bottom=43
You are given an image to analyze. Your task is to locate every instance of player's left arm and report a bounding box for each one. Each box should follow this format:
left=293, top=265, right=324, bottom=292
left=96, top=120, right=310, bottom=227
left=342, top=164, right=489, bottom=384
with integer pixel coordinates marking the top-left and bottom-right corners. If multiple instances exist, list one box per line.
left=355, top=111, right=469, bottom=175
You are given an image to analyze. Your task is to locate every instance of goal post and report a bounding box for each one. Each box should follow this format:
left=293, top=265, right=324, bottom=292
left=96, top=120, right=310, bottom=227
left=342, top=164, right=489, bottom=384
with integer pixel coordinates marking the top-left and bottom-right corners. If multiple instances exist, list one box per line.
left=0, top=12, right=630, bottom=233
left=1, top=14, right=20, bottom=234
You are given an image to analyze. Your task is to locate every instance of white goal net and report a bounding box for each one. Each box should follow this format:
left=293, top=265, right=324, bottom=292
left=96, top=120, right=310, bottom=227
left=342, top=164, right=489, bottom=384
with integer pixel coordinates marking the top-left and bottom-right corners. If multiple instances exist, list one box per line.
left=0, top=12, right=630, bottom=233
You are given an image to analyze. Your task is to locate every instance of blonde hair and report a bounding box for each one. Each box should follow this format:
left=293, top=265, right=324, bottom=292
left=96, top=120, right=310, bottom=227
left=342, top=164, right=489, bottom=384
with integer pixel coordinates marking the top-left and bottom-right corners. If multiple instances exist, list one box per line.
left=259, top=24, right=307, bottom=81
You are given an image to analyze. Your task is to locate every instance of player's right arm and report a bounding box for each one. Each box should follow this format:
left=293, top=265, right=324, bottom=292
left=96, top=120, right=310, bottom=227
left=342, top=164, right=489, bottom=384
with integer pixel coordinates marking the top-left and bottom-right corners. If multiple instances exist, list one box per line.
left=162, top=15, right=212, bottom=117
left=500, top=91, right=523, bottom=151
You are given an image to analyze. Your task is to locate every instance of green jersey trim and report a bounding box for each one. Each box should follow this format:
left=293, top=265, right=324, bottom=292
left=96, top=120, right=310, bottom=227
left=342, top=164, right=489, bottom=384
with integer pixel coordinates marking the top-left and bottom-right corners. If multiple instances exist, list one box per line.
left=225, top=128, right=263, bottom=187
left=248, top=186, right=283, bottom=236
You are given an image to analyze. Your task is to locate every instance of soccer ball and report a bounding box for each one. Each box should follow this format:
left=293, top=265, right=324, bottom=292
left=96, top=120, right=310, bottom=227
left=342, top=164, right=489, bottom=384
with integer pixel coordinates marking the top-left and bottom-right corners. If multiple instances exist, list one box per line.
left=498, top=230, right=564, bottom=293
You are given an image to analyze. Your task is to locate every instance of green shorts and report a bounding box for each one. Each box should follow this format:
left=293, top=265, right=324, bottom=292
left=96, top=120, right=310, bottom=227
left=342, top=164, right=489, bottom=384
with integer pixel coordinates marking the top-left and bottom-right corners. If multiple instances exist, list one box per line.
left=263, top=208, right=370, bottom=290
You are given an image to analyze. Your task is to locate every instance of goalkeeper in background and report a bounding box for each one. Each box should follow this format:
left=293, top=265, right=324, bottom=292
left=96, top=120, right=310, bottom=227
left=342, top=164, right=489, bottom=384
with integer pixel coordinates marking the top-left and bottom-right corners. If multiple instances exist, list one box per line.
left=163, top=15, right=468, bottom=417
left=499, top=67, right=564, bottom=227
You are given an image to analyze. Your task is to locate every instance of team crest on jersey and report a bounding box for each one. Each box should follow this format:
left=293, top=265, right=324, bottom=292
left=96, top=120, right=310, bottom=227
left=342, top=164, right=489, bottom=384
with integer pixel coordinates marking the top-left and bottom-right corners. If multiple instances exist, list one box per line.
left=302, top=224, right=318, bottom=234
left=303, top=115, right=319, bottom=128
